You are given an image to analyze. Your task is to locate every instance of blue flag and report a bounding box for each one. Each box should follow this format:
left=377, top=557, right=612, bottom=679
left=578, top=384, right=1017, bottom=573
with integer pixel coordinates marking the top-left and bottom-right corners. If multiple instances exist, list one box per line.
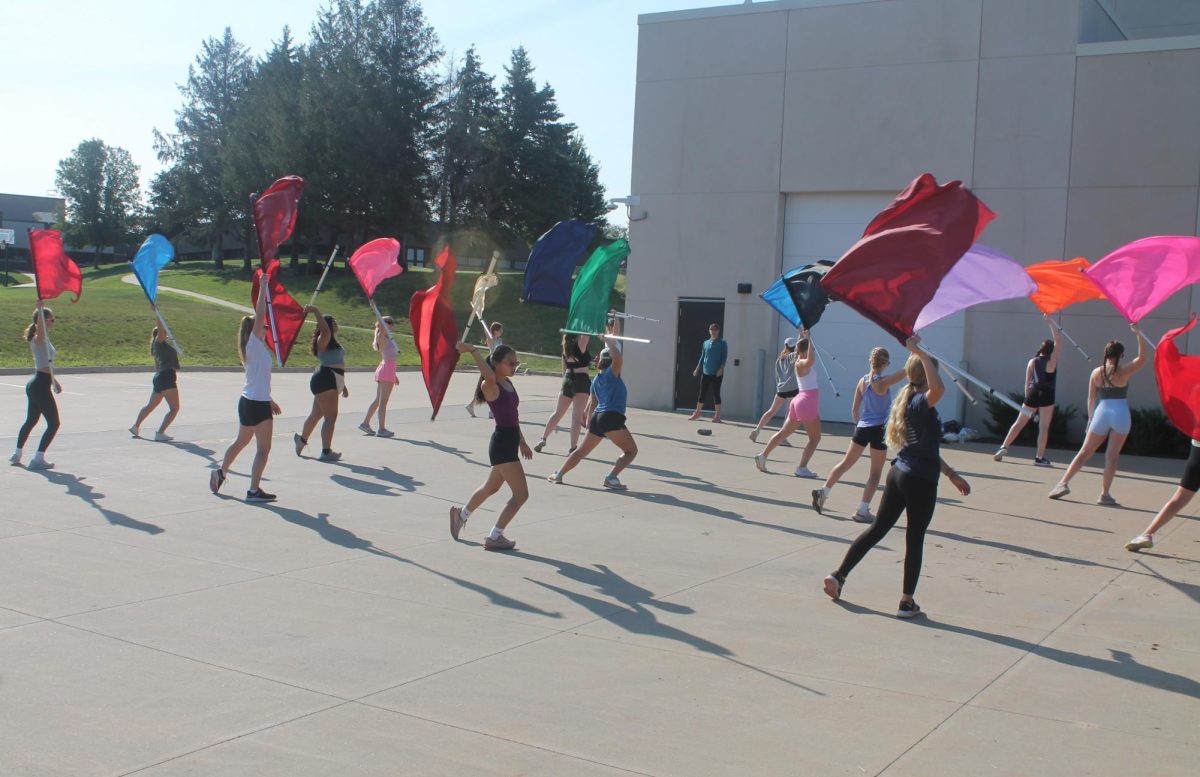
left=760, top=267, right=805, bottom=328
left=129, top=234, right=175, bottom=303
left=760, top=261, right=835, bottom=329
left=522, top=220, right=595, bottom=307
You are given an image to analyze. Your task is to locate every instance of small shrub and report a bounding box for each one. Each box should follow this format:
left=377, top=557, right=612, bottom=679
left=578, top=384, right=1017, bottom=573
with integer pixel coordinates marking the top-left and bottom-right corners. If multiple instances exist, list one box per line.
left=1124, top=407, right=1190, bottom=458
left=983, top=392, right=1078, bottom=449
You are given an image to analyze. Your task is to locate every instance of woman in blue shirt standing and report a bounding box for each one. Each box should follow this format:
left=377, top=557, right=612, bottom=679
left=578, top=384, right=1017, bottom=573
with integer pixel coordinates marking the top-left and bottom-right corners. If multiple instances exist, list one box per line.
left=688, top=323, right=727, bottom=423
left=549, top=321, right=637, bottom=490
left=823, top=337, right=971, bottom=619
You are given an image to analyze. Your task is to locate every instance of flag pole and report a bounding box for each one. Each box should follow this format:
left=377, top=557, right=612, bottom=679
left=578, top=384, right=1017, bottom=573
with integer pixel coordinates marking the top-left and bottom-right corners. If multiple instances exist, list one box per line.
left=368, top=298, right=398, bottom=351
left=812, top=345, right=840, bottom=397
left=560, top=328, right=651, bottom=344
left=919, top=343, right=1030, bottom=417
left=152, top=305, right=184, bottom=357
left=1050, top=314, right=1090, bottom=361
left=249, top=194, right=284, bottom=368
left=1138, top=328, right=1158, bottom=352
left=307, top=244, right=340, bottom=308
left=463, top=252, right=499, bottom=340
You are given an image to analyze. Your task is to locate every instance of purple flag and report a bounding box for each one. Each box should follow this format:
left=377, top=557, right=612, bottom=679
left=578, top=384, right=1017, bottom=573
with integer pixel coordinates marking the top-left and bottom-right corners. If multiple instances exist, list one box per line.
left=913, top=244, right=1036, bottom=331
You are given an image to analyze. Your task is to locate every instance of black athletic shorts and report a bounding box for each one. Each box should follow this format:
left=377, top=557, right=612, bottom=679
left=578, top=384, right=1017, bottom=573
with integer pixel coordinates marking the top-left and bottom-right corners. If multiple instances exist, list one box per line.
left=588, top=410, right=628, bottom=438
left=852, top=423, right=887, bottom=451
left=561, top=372, right=591, bottom=398
left=1181, top=444, right=1200, bottom=492
left=310, top=366, right=342, bottom=394
left=152, top=369, right=177, bottom=394
left=489, top=426, right=521, bottom=465
left=776, top=388, right=799, bottom=399
left=1024, top=387, right=1055, bottom=409
left=238, top=397, right=273, bottom=427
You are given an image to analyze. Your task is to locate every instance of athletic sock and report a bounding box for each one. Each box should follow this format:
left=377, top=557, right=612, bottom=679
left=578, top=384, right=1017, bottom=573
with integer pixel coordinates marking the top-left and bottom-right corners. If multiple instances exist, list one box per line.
left=820, top=486, right=831, bottom=496
left=11, top=448, right=22, bottom=458
left=488, top=527, right=504, bottom=540
left=858, top=501, right=870, bottom=514
left=460, top=506, right=472, bottom=521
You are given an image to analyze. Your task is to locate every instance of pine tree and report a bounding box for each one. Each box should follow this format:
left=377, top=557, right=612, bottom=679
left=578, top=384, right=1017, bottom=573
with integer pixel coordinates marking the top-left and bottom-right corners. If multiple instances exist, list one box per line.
left=434, top=47, right=499, bottom=228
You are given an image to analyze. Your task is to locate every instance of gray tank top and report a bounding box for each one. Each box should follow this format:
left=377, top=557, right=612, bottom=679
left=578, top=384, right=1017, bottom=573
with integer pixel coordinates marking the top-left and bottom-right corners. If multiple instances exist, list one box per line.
left=1097, top=384, right=1128, bottom=400
left=318, top=347, right=346, bottom=366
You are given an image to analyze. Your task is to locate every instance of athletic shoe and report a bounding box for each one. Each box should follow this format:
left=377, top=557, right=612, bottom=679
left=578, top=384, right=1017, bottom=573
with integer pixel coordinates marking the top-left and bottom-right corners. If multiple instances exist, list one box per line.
left=376, top=428, right=395, bottom=438
left=318, top=450, right=342, bottom=462
left=687, top=411, right=702, bottom=421
left=568, top=446, right=577, bottom=455
left=822, top=574, right=842, bottom=601
left=358, top=422, right=375, bottom=435
left=811, top=488, right=826, bottom=515
left=209, top=467, right=226, bottom=494
left=547, top=471, right=563, bottom=484
left=749, top=429, right=759, bottom=443
left=1034, top=457, right=1052, bottom=467
left=896, top=600, right=923, bottom=619
left=712, top=415, right=722, bottom=424
left=754, top=453, right=768, bottom=473
left=1097, top=493, right=1119, bottom=506
left=603, top=475, right=628, bottom=490
left=852, top=507, right=875, bottom=524
left=1048, top=482, right=1070, bottom=499
left=293, top=433, right=306, bottom=456
left=27, top=458, right=55, bottom=471
left=246, top=488, right=277, bottom=502
left=9, top=452, right=21, bottom=466
left=483, top=534, right=516, bottom=551
left=464, top=402, right=476, bottom=418
left=1125, top=533, right=1154, bottom=552
left=449, top=506, right=466, bottom=541
left=992, top=447, right=1006, bottom=462
left=154, top=432, right=173, bottom=442
left=129, top=426, right=140, bottom=438
left=793, top=466, right=818, bottom=479
left=534, top=439, right=546, bottom=453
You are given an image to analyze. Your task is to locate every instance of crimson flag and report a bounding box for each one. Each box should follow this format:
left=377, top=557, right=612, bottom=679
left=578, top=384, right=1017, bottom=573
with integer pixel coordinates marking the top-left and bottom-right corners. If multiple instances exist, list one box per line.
left=29, top=230, right=83, bottom=302
left=251, top=265, right=306, bottom=366
left=409, top=245, right=459, bottom=420
left=1156, top=315, right=1200, bottom=441
left=253, top=176, right=305, bottom=271
left=820, top=173, right=994, bottom=344
left=349, top=238, right=404, bottom=298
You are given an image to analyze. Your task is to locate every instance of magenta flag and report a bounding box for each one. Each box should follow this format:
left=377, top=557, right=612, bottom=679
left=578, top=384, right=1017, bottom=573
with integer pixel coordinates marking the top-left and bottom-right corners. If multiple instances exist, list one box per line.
left=348, top=238, right=404, bottom=298
left=913, top=244, right=1036, bottom=330
left=1085, top=236, right=1200, bottom=322
left=821, top=173, right=995, bottom=344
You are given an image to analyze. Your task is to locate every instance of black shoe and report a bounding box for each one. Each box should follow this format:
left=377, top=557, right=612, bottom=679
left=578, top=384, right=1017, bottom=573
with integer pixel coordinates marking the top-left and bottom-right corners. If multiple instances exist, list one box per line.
left=896, top=600, right=922, bottom=619
left=209, top=467, right=226, bottom=494
left=246, top=488, right=277, bottom=502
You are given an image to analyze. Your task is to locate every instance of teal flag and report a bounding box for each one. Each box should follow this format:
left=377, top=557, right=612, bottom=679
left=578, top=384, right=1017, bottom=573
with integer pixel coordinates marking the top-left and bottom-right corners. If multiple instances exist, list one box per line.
left=565, top=240, right=630, bottom=335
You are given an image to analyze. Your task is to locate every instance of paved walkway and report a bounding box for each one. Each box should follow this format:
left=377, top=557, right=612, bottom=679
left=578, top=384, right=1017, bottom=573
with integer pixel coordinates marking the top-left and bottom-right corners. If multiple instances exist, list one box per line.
left=1, top=371, right=1196, bottom=776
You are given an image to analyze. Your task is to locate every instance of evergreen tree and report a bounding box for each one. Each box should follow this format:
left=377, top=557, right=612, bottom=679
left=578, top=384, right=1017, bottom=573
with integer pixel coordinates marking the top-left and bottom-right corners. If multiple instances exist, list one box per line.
left=152, top=27, right=254, bottom=268
left=434, top=46, right=498, bottom=227
left=55, top=139, right=141, bottom=267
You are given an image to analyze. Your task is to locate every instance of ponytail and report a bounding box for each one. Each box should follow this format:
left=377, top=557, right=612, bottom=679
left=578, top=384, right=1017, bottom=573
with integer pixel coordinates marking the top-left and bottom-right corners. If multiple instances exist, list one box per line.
left=885, top=354, right=930, bottom=449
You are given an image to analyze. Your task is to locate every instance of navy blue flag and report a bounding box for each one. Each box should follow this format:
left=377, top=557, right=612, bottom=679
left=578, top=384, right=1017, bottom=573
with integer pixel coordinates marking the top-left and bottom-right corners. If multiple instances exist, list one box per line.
left=784, top=261, right=835, bottom=329
left=521, top=220, right=596, bottom=307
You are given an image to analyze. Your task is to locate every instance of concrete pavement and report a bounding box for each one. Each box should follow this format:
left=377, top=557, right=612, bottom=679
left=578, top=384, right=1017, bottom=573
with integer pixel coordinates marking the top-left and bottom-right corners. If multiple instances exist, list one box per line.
left=1, top=370, right=1196, bottom=776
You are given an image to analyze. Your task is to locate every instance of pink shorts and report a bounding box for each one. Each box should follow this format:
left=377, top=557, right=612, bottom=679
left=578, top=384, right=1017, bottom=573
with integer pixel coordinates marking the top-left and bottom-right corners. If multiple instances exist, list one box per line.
left=374, top=359, right=398, bottom=384
left=787, top=389, right=819, bottom=422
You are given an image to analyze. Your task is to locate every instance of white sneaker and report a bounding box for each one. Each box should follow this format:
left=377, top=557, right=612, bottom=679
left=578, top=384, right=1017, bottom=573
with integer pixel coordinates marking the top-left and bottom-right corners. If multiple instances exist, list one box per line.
left=547, top=471, right=563, bottom=484
left=358, top=421, right=375, bottom=435
left=993, top=447, right=1006, bottom=462
left=1125, top=533, right=1153, bottom=552
left=852, top=507, right=875, bottom=523
left=749, top=429, right=759, bottom=443
left=9, top=452, right=22, bottom=466
left=129, top=426, right=140, bottom=438
left=154, top=432, right=173, bottom=442
left=754, top=454, right=767, bottom=473
left=28, top=458, right=54, bottom=470
left=465, top=403, right=476, bottom=418
left=793, top=466, right=818, bottom=479
left=603, top=475, right=627, bottom=490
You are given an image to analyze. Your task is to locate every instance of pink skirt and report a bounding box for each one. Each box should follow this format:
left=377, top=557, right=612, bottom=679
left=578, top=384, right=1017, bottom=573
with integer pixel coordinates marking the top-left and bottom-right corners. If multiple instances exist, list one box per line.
left=787, top=389, right=820, bottom=422
left=374, top=359, right=398, bottom=384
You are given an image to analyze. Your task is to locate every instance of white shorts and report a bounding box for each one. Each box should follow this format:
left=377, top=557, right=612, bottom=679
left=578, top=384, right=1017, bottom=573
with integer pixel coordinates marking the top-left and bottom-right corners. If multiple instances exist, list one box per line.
left=1088, top=399, right=1131, bottom=436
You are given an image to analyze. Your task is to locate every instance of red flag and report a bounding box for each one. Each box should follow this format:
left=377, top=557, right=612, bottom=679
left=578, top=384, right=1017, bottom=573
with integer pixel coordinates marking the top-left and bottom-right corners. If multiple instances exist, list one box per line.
left=251, top=265, right=306, bottom=366
left=348, top=238, right=404, bottom=298
left=820, top=173, right=994, bottom=344
left=29, top=230, right=83, bottom=302
left=409, top=245, right=459, bottom=420
left=1156, top=315, right=1200, bottom=441
left=253, top=176, right=305, bottom=270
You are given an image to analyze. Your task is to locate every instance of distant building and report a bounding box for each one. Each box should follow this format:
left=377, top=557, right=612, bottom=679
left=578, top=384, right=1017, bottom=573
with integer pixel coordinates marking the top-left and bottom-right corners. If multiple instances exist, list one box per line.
left=0, top=193, right=64, bottom=252
left=625, top=0, right=1200, bottom=433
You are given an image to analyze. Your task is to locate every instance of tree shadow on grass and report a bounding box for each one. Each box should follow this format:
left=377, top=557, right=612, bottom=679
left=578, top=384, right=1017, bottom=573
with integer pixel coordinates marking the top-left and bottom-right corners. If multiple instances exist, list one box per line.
left=250, top=503, right=560, bottom=618
left=33, top=470, right=163, bottom=535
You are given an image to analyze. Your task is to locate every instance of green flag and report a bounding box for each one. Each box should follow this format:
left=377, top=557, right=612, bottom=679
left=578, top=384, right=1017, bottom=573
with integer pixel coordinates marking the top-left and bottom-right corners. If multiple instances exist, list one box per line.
left=565, top=240, right=630, bottom=335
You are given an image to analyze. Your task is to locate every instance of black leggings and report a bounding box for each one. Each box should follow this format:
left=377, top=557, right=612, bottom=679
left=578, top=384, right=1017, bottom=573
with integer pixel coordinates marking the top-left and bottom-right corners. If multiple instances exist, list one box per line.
left=17, top=372, right=60, bottom=453
left=835, top=466, right=938, bottom=596
left=698, top=373, right=723, bottom=405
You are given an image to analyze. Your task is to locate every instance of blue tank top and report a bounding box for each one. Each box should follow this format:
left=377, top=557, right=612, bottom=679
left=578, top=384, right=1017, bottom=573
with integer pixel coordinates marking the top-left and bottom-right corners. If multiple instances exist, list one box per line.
left=591, top=368, right=627, bottom=414
left=858, top=372, right=891, bottom=428
left=318, top=346, right=346, bottom=366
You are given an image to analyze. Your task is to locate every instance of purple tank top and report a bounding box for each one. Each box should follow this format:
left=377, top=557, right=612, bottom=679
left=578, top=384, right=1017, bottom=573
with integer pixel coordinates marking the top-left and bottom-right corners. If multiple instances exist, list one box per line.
left=487, top=382, right=520, bottom=426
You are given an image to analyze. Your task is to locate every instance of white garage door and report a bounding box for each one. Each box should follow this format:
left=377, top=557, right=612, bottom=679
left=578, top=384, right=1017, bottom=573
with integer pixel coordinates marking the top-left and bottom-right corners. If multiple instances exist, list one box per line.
left=781, top=193, right=968, bottom=424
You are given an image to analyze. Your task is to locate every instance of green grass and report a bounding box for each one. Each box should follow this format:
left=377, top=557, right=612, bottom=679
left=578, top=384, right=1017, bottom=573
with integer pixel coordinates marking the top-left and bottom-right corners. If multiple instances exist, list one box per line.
left=0, top=260, right=622, bottom=371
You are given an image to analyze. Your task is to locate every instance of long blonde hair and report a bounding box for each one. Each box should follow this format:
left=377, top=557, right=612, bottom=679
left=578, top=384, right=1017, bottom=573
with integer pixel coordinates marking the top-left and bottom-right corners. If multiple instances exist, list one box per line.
left=237, top=316, right=254, bottom=365
left=886, top=354, right=936, bottom=449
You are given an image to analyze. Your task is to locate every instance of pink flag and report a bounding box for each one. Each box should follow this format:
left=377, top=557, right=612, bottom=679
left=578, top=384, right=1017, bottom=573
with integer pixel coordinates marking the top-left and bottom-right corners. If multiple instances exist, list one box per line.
left=348, top=238, right=404, bottom=298
left=1084, top=236, right=1200, bottom=322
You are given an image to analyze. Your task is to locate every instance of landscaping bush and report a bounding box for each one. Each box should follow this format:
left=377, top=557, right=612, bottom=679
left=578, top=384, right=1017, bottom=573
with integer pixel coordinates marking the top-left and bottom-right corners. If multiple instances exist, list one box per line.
left=1124, top=407, right=1190, bottom=458
left=983, top=392, right=1078, bottom=449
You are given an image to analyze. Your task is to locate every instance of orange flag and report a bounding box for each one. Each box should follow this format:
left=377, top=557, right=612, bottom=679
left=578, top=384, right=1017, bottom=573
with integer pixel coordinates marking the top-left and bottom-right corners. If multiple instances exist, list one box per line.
left=1026, top=258, right=1105, bottom=314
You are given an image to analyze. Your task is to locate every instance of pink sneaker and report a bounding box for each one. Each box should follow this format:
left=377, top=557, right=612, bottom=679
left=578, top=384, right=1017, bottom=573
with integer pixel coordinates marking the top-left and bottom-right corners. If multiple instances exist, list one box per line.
left=687, top=412, right=702, bottom=421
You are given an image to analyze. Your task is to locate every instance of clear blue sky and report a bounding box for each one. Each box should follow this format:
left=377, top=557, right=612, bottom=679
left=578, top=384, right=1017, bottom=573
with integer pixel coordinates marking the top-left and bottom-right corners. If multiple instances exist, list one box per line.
left=6, top=0, right=734, bottom=227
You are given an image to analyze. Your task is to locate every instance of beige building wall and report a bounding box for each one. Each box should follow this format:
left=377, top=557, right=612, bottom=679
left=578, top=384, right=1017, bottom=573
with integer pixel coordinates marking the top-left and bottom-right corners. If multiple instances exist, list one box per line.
left=627, top=0, right=1200, bottom=437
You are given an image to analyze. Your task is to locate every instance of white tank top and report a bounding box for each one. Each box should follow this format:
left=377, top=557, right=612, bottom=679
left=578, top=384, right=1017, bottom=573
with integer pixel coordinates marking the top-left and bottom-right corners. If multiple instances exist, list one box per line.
left=242, top=335, right=273, bottom=401
left=796, top=363, right=820, bottom=391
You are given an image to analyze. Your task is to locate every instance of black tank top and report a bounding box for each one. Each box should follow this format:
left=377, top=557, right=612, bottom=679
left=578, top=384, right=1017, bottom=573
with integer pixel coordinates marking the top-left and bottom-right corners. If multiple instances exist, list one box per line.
left=564, top=344, right=591, bottom=371
left=1030, top=355, right=1056, bottom=391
